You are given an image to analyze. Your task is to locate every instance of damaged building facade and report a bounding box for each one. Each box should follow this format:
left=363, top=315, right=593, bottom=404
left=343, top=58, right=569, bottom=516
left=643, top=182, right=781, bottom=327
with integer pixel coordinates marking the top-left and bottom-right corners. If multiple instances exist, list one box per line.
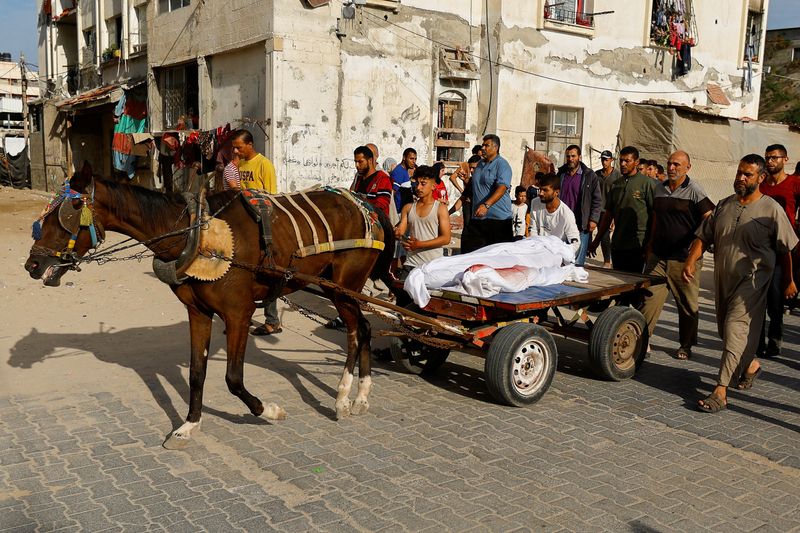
left=37, top=0, right=768, bottom=193
left=33, top=0, right=149, bottom=191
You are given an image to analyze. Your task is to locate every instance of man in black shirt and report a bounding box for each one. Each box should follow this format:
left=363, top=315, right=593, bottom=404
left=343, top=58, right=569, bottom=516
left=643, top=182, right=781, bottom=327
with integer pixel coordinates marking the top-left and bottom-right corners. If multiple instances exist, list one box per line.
left=640, top=151, right=714, bottom=360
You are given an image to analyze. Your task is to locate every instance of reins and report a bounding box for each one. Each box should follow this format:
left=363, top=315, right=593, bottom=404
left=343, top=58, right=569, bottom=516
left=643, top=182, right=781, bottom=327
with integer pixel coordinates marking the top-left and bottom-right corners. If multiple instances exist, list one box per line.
left=32, top=186, right=243, bottom=270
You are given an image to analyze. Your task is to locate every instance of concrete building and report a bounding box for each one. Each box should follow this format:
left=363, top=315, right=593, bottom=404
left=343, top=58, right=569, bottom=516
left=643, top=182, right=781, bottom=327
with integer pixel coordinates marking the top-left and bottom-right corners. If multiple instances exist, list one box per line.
left=36, top=0, right=769, bottom=194
left=764, top=26, right=800, bottom=64
left=0, top=55, right=40, bottom=156
left=33, top=0, right=149, bottom=191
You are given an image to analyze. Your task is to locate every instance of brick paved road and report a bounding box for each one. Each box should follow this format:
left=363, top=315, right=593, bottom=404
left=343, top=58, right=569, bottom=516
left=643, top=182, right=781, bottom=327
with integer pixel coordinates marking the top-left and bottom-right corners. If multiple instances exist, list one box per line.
left=2, top=254, right=799, bottom=532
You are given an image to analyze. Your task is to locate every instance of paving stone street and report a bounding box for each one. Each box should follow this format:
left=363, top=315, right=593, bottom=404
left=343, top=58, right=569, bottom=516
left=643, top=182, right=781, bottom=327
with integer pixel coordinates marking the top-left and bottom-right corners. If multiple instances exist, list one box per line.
left=2, top=226, right=799, bottom=532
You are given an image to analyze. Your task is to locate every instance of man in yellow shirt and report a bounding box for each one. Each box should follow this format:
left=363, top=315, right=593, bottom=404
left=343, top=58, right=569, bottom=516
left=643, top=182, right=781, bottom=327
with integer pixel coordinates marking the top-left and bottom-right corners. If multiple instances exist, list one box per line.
left=231, top=129, right=281, bottom=335
left=232, top=130, right=277, bottom=193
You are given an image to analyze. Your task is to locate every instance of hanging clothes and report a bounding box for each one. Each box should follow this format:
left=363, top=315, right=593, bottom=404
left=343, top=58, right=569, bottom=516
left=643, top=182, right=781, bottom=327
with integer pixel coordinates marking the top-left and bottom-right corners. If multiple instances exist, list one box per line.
left=112, top=91, right=148, bottom=179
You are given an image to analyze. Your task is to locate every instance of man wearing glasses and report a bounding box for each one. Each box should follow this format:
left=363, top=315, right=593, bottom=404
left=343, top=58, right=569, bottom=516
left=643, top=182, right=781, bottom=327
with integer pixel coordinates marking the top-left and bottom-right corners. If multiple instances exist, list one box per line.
left=758, top=144, right=800, bottom=357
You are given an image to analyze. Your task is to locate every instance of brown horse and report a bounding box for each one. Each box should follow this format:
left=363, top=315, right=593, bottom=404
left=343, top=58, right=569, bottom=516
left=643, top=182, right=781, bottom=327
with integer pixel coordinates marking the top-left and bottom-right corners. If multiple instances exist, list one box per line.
left=24, top=171, right=394, bottom=448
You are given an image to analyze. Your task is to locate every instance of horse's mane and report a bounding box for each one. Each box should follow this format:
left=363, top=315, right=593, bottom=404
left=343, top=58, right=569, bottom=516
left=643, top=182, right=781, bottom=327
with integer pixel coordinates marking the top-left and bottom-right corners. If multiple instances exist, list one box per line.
left=101, top=179, right=187, bottom=229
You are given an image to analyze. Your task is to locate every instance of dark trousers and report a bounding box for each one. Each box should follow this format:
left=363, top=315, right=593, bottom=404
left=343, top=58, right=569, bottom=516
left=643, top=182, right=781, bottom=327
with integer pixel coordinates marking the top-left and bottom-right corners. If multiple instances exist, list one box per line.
left=611, top=248, right=646, bottom=274
left=612, top=248, right=646, bottom=307
left=599, top=211, right=612, bottom=263
left=461, top=218, right=513, bottom=254
left=759, top=263, right=784, bottom=354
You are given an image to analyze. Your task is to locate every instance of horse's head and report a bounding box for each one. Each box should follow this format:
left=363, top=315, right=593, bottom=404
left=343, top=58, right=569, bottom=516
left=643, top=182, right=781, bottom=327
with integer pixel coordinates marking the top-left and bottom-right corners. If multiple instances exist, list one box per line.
left=25, top=166, right=104, bottom=287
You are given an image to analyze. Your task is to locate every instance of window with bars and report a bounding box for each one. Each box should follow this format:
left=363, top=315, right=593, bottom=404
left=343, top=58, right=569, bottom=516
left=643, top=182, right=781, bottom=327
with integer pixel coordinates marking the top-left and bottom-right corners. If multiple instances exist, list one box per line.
left=161, top=63, right=199, bottom=130
left=435, top=92, right=469, bottom=163
left=534, top=104, right=583, bottom=157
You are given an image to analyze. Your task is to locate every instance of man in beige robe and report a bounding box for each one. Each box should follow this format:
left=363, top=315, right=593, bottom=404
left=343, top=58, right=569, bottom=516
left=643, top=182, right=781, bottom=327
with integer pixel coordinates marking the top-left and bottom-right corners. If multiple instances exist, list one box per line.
left=683, top=154, right=798, bottom=412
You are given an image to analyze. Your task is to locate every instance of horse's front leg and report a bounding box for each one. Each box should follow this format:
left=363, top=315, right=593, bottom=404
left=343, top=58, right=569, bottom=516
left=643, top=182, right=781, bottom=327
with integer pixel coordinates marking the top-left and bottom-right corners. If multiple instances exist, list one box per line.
left=225, top=309, right=287, bottom=421
left=350, top=308, right=372, bottom=416
left=164, top=306, right=212, bottom=449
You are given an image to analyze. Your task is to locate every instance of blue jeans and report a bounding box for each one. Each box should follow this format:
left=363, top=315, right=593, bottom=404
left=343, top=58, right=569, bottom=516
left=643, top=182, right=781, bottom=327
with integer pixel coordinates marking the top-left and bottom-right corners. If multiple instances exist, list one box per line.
left=575, top=231, right=591, bottom=266
left=264, top=299, right=280, bottom=326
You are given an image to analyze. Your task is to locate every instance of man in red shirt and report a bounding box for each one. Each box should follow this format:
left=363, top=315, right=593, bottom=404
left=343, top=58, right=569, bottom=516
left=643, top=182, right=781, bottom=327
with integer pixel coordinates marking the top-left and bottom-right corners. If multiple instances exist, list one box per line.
left=758, top=144, right=800, bottom=358
left=351, top=145, right=392, bottom=216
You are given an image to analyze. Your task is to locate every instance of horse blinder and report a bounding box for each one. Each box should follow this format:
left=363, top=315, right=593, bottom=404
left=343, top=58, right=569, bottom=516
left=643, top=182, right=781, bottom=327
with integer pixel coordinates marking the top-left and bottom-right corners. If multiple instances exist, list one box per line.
left=58, top=198, right=83, bottom=234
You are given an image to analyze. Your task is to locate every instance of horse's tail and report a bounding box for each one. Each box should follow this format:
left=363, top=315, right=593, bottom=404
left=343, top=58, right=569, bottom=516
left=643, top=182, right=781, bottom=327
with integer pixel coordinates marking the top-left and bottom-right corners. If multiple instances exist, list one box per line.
left=370, top=208, right=395, bottom=283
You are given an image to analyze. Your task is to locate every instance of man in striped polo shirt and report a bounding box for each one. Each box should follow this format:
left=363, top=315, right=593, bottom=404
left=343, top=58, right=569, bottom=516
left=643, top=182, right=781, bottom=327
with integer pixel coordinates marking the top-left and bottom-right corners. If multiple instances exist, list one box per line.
left=640, top=151, right=714, bottom=360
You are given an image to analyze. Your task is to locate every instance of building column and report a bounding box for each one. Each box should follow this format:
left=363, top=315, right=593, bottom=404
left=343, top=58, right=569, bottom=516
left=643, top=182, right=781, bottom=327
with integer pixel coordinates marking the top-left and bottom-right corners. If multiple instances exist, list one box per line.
left=265, top=37, right=282, bottom=186
left=197, top=56, right=211, bottom=129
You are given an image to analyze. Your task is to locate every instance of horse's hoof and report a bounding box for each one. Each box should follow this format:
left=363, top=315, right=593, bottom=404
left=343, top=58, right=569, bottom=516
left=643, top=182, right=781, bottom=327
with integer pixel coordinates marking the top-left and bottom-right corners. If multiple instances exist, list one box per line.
left=163, top=421, right=200, bottom=450
left=350, top=399, right=370, bottom=416
left=264, top=402, right=287, bottom=420
left=335, top=399, right=352, bottom=419
left=162, top=433, right=191, bottom=450
left=249, top=401, right=264, bottom=417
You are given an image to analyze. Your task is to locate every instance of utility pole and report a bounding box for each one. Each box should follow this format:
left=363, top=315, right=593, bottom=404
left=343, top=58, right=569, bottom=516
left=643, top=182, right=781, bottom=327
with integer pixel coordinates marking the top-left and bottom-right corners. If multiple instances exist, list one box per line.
left=19, top=53, right=29, bottom=149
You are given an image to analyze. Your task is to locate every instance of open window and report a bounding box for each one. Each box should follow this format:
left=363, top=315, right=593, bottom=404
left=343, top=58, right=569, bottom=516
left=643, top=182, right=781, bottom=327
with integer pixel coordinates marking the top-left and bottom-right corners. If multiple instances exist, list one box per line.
left=650, top=0, right=696, bottom=48
left=744, top=9, right=764, bottom=63
left=131, top=5, right=148, bottom=53
left=435, top=91, right=470, bottom=163
left=160, top=63, right=199, bottom=130
left=82, top=27, right=96, bottom=66
left=544, top=0, right=594, bottom=28
left=534, top=104, right=583, bottom=159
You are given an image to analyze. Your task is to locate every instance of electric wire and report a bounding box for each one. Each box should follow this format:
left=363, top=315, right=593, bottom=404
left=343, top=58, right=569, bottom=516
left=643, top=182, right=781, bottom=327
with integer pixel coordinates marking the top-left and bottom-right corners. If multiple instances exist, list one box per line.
left=359, top=8, right=754, bottom=96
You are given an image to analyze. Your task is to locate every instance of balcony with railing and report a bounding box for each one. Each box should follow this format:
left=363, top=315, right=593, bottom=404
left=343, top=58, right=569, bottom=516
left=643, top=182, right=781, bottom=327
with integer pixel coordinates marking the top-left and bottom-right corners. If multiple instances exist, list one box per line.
left=543, top=4, right=595, bottom=36
left=545, top=6, right=594, bottom=27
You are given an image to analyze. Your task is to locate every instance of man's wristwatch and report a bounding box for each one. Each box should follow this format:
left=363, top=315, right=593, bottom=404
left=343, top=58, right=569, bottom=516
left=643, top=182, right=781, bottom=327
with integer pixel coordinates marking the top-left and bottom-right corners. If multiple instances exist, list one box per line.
left=483, top=203, right=491, bottom=210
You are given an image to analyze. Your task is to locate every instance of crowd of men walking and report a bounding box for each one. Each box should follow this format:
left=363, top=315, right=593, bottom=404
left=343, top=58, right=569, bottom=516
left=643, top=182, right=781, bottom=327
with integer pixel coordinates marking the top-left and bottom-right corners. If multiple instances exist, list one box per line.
left=220, top=129, right=799, bottom=414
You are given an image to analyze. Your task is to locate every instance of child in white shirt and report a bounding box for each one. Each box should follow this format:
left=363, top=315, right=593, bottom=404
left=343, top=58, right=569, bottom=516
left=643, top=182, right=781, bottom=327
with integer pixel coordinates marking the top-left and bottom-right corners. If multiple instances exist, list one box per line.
left=511, top=185, right=529, bottom=241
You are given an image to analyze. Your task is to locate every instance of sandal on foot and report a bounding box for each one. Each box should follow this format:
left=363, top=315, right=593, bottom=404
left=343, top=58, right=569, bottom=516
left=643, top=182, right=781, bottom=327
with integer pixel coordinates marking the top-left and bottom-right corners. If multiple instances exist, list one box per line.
left=675, top=348, right=691, bottom=360
left=737, top=367, right=762, bottom=390
left=698, top=394, right=727, bottom=413
left=251, top=323, right=282, bottom=336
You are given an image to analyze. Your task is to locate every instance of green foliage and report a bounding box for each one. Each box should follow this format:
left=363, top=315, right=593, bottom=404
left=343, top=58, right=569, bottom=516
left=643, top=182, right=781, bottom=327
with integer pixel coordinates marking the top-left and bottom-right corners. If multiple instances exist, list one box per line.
left=780, top=106, right=800, bottom=126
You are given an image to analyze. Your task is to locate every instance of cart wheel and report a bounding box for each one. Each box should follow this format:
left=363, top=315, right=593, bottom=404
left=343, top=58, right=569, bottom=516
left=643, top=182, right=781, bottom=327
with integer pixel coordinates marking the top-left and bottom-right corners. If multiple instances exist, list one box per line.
left=389, top=337, right=450, bottom=375
left=589, top=306, right=648, bottom=381
left=484, top=323, right=557, bottom=407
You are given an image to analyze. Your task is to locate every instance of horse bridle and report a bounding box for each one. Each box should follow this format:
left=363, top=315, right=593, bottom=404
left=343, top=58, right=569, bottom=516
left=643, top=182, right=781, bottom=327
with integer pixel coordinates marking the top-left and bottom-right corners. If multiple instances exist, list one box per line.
left=31, top=179, right=106, bottom=270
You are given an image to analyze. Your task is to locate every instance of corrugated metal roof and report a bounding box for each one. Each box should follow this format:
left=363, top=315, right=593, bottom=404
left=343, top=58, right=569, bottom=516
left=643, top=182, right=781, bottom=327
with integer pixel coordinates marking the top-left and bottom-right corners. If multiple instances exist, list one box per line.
left=56, top=84, right=121, bottom=110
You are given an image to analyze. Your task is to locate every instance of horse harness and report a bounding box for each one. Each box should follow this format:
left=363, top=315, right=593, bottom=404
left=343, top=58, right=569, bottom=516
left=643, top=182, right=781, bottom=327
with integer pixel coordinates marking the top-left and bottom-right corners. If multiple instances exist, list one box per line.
left=30, top=179, right=106, bottom=268
left=241, top=187, right=385, bottom=258
left=154, top=187, right=385, bottom=286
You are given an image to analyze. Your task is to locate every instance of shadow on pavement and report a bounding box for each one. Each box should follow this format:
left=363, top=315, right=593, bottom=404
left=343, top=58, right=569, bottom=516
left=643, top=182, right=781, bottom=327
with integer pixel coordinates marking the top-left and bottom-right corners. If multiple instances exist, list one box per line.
left=8, top=320, right=349, bottom=429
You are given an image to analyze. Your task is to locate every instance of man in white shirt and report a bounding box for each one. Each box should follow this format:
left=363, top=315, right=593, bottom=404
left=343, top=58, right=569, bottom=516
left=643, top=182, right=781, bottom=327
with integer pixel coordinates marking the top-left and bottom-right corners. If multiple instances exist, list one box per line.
left=528, top=173, right=581, bottom=259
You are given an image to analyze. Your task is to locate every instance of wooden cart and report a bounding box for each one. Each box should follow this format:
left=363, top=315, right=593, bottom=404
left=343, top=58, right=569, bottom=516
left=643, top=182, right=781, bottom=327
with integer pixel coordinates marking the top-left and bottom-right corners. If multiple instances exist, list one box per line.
left=380, top=267, right=664, bottom=407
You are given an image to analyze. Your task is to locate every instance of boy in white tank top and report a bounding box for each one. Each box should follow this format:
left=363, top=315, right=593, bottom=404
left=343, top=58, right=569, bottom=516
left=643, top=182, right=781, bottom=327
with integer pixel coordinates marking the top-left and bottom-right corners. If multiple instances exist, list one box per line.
left=395, top=165, right=452, bottom=277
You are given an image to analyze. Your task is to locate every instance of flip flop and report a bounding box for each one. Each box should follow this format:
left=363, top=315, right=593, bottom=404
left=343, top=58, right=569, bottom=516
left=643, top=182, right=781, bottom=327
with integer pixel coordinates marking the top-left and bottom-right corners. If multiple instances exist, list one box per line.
left=737, top=367, right=762, bottom=390
left=250, top=324, right=282, bottom=336
left=698, top=394, right=727, bottom=413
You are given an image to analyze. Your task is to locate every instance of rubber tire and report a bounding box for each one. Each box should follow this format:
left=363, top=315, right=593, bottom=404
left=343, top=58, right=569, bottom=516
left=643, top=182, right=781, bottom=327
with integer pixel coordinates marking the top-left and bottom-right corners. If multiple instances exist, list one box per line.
left=484, top=323, right=558, bottom=407
left=389, top=337, right=450, bottom=375
left=589, top=305, right=648, bottom=381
